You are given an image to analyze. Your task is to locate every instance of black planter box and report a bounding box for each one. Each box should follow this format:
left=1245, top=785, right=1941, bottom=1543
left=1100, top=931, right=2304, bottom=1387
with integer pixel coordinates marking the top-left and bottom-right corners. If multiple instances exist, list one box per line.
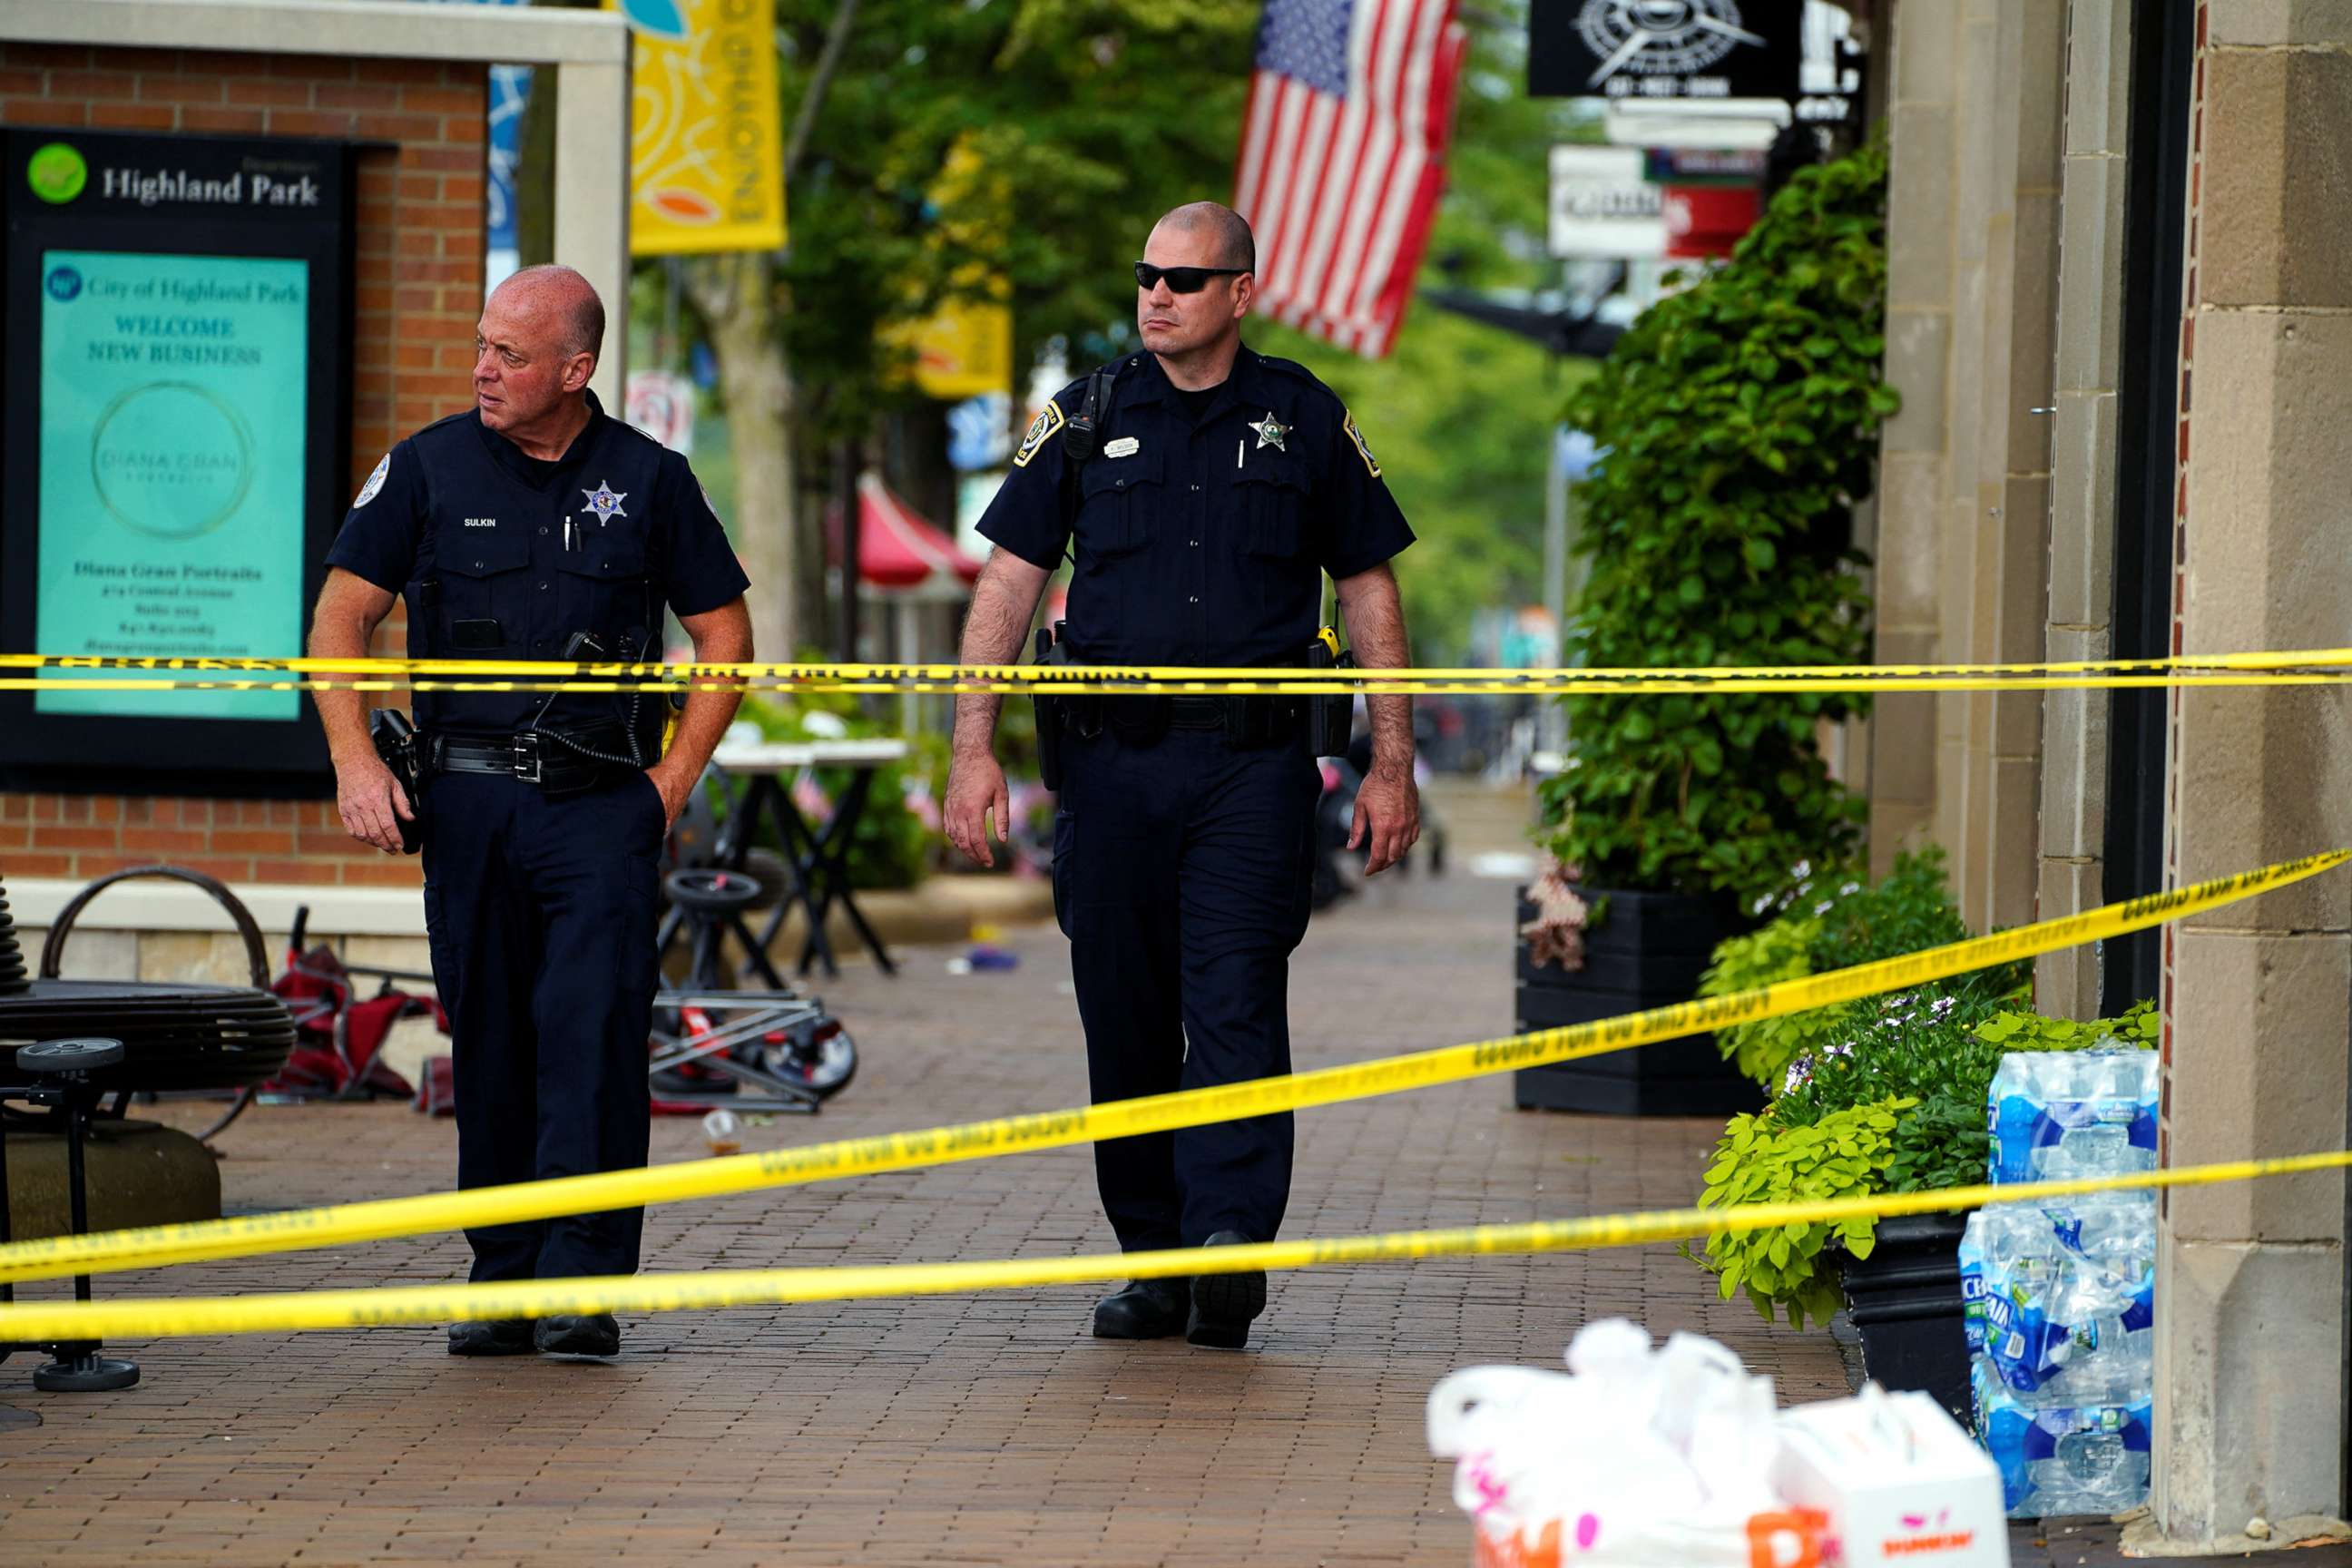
left=1512, top=886, right=1765, bottom=1118
left=1837, top=1210, right=1975, bottom=1426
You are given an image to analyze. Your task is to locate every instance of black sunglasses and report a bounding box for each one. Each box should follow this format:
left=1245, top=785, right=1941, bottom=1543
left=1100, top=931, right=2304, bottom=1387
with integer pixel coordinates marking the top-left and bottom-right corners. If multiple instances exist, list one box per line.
left=1134, top=260, right=1250, bottom=294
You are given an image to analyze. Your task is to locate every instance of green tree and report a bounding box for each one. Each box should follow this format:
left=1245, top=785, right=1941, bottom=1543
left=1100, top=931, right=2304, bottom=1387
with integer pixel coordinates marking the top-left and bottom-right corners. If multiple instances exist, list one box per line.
left=683, top=0, right=1258, bottom=654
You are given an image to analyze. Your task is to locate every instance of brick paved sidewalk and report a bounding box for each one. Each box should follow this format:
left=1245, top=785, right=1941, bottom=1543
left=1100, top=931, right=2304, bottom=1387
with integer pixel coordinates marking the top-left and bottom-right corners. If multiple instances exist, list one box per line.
left=0, top=781, right=1851, bottom=1565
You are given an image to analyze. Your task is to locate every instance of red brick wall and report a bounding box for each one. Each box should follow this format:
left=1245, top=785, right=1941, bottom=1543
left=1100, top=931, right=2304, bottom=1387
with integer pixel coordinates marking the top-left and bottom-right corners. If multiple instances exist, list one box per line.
left=0, top=43, right=487, bottom=888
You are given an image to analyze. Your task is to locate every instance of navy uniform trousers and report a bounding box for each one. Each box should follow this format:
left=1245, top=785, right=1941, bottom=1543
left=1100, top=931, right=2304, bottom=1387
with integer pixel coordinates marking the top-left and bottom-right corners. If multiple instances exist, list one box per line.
left=420, top=768, right=666, bottom=1283
left=1053, top=721, right=1322, bottom=1253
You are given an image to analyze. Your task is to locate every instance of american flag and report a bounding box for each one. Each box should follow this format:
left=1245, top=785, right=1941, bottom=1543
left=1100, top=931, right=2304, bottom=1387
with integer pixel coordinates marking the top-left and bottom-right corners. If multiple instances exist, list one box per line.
left=1233, top=0, right=1467, bottom=358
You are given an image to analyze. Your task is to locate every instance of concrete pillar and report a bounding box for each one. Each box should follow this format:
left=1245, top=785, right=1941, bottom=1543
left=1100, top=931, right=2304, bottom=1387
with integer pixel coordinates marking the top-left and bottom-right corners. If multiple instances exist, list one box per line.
left=2151, top=0, right=2352, bottom=1547
left=2033, top=0, right=2134, bottom=1016
left=1869, top=0, right=2061, bottom=931
left=1869, top=0, right=1964, bottom=871
left=554, top=58, right=633, bottom=409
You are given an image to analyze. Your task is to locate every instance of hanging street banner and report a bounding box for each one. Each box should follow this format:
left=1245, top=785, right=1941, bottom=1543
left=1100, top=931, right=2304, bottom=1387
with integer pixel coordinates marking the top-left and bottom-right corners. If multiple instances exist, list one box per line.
left=888, top=287, right=1014, bottom=403
left=610, top=0, right=786, bottom=255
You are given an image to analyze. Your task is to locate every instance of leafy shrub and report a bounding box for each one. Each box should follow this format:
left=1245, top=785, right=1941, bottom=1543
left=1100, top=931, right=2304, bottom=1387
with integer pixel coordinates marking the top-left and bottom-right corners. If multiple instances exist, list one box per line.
left=1701, top=848, right=2028, bottom=1088
left=1690, top=999, right=2161, bottom=1324
left=1693, top=1098, right=1912, bottom=1330
left=1536, top=137, right=1894, bottom=911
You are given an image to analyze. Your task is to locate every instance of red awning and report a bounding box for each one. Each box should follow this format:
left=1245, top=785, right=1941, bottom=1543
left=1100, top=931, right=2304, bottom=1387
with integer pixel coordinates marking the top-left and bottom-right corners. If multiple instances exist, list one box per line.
left=830, top=473, right=985, bottom=592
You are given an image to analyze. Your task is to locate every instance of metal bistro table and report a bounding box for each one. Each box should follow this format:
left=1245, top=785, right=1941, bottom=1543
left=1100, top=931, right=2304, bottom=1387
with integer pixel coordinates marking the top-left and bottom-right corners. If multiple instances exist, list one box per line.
left=710, top=738, right=908, bottom=978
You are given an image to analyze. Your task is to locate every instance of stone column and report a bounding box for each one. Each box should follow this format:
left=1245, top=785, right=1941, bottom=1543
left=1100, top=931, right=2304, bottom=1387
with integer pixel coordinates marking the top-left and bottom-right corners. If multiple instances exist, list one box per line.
left=2034, top=0, right=2135, bottom=1016
left=1868, top=0, right=2060, bottom=934
left=2151, top=0, right=2352, bottom=1547
left=1869, top=0, right=1963, bottom=871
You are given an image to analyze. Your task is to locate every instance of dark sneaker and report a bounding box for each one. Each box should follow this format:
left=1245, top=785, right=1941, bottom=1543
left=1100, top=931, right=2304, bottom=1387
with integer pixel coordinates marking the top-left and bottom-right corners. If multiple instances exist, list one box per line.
left=1091, top=1278, right=1191, bottom=1338
left=534, top=1313, right=622, bottom=1357
left=447, top=1318, right=536, bottom=1357
left=1188, top=1231, right=1267, bottom=1349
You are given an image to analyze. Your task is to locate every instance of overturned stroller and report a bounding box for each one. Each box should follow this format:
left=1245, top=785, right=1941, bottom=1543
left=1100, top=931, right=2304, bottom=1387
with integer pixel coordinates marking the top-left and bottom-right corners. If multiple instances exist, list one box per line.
left=649, top=763, right=858, bottom=1115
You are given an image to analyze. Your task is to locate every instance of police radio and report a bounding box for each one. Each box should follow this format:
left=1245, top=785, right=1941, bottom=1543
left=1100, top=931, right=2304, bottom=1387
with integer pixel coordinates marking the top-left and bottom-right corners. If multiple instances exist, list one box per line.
left=1307, top=627, right=1354, bottom=759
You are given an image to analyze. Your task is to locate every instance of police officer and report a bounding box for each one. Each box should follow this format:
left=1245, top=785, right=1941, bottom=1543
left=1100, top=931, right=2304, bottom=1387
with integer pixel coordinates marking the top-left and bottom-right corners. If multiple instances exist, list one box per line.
left=311, top=265, right=752, bottom=1358
left=944, top=203, right=1421, bottom=1349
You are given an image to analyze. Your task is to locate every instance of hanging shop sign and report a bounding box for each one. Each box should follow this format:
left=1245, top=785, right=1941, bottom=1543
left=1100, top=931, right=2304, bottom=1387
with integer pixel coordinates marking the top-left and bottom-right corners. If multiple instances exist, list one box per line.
left=1532, top=0, right=1805, bottom=103
left=0, top=128, right=354, bottom=785
left=1548, top=145, right=1667, bottom=260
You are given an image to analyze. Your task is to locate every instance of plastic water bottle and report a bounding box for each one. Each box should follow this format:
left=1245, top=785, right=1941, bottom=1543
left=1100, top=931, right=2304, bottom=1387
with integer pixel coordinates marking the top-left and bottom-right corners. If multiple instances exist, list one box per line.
left=1987, top=1048, right=2158, bottom=1185
left=1976, top=1195, right=2155, bottom=1406
left=1974, top=1365, right=2152, bottom=1517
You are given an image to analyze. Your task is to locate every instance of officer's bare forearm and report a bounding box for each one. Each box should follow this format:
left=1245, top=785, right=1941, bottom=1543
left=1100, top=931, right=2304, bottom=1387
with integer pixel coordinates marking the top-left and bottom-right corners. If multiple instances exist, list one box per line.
left=664, top=597, right=753, bottom=780
left=1334, top=563, right=1414, bottom=775
left=309, top=569, right=397, bottom=767
left=953, top=548, right=1052, bottom=760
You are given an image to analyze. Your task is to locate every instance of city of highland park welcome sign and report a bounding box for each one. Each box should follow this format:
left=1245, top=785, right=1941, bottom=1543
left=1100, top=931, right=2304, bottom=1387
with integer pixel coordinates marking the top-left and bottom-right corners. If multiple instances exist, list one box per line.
left=1, top=128, right=356, bottom=786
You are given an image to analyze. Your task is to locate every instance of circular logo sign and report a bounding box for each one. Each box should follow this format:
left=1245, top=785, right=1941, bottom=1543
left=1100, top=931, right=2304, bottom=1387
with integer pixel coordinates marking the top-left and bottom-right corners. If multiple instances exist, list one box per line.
left=90, top=381, right=256, bottom=540
left=27, top=142, right=87, bottom=204
left=44, top=264, right=82, bottom=302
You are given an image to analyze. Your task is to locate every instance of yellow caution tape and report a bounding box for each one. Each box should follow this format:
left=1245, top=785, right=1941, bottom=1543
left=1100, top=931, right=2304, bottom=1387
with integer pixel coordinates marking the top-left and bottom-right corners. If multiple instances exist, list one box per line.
left=0, top=1150, right=2343, bottom=1344
left=0, top=850, right=2337, bottom=1289
left=5, top=648, right=2352, bottom=697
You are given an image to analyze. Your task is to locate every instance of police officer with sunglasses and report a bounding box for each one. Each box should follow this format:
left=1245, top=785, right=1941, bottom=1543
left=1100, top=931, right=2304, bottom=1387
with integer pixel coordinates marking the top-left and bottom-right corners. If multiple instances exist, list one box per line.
left=944, top=202, right=1420, bottom=1349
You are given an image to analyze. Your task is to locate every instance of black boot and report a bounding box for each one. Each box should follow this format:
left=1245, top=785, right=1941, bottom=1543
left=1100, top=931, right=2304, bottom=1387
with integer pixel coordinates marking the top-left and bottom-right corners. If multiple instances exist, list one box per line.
left=447, top=1318, right=536, bottom=1357
left=534, top=1313, right=622, bottom=1357
left=1092, top=1278, right=1191, bottom=1338
left=1188, top=1231, right=1267, bottom=1349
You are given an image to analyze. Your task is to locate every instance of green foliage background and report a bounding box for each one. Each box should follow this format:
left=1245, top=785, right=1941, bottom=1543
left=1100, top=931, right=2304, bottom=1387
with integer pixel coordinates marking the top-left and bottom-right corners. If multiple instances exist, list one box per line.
left=1537, top=141, right=1895, bottom=906
left=637, top=0, right=1590, bottom=663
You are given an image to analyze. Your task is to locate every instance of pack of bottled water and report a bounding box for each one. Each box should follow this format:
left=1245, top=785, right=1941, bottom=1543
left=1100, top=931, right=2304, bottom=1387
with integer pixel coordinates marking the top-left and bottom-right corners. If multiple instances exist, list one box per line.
left=1987, top=1047, right=2159, bottom=1185
left=1962, top=1044, right=2161, bottom=1516
left=1971, top=1364, right=2153, bottom=1518
left=1960, top=1196, right=2154, bottom=1406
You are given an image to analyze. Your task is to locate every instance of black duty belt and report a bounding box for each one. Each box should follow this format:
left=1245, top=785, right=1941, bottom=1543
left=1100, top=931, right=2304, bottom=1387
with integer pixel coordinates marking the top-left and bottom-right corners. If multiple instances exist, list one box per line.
left=1165, top=695, right=1230, bottom=730
left=428, top=729, right=630, bottom=789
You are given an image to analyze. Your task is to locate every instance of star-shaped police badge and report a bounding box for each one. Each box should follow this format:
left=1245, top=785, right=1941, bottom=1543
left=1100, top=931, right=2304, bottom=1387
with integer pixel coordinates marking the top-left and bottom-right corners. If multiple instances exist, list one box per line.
left=581, top=481, right=629, bottom=523
left=1249, top=412, right=1289, bottom=452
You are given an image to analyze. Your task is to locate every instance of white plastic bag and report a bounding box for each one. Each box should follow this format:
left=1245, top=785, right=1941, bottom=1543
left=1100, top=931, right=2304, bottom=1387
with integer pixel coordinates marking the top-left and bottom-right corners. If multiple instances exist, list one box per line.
left=1427, top=1319, right=1828, bottom=1567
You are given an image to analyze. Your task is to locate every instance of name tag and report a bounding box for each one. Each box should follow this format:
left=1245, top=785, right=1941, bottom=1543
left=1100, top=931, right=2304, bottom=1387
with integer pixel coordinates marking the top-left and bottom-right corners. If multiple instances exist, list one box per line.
left=1103, top=436, right=1140, bottom=459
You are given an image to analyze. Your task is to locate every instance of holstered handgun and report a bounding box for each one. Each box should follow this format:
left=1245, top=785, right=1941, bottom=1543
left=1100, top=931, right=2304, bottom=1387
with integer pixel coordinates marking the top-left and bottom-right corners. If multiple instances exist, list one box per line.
left=369, top=707, right=426, bottom=855
left=1307, top=627, right=1355, bottom=758
left=1034, top=622, right=1069, bottom=791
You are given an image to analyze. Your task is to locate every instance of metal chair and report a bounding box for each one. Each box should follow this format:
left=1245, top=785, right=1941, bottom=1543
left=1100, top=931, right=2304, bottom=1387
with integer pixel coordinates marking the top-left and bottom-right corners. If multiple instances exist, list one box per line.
left=0, top=1038, right=140, bottom=1393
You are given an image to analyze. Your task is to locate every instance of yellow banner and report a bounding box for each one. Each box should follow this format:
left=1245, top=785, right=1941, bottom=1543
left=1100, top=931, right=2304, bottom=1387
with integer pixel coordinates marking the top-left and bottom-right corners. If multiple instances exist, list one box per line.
left=0, top=849, right=2337, bottom=1287
left=612, top=0, right=786, bottom=256
left=879, top=138, right=1014, bottom=400
left=889, top=290, right=1014, bottom=402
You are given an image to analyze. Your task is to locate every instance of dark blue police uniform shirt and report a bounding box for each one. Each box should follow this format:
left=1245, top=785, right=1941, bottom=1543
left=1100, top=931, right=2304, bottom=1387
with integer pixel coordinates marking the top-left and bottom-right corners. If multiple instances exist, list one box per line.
left=976, top=345, right=1414, bottom=667
left=325, top=388, right=750, bottom=735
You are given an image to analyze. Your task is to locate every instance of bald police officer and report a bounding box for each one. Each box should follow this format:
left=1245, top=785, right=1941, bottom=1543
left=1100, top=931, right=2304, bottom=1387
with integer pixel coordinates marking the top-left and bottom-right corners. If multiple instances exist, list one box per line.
left=312, top=265, right=751, bottom=1359
left=944, top=203, right=1421, bottom=1349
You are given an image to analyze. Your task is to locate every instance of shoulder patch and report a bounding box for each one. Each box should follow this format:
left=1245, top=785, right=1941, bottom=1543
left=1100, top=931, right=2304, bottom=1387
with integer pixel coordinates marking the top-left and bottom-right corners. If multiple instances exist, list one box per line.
left=1012, top=398, right=1064, bottom=469
left=1342, top=409, right=1381, bottom=479
left=353, top=451, right=391, bottom=509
